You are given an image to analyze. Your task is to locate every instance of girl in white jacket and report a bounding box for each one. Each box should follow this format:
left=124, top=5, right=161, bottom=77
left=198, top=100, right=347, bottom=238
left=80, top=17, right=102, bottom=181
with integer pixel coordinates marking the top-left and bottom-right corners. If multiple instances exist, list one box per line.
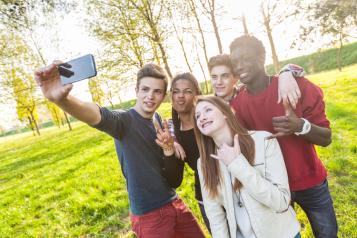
left=193, top=96, right=300, bottom=238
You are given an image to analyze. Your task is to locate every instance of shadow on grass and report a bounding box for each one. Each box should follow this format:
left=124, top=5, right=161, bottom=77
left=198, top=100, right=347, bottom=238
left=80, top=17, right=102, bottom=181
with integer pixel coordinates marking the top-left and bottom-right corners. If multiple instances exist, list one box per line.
left=0, top=130, right=108, bottom=174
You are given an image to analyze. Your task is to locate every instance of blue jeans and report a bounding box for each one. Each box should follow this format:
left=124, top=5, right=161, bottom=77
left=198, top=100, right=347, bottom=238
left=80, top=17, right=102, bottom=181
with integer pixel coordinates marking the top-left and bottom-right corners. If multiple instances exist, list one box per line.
left=291, top=179, right=338, bottom=238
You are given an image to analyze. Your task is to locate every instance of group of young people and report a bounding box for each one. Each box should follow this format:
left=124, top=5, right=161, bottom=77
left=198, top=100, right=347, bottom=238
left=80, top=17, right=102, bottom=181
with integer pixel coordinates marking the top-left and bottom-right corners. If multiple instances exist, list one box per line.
left=35, top=35, right=338, bottom=238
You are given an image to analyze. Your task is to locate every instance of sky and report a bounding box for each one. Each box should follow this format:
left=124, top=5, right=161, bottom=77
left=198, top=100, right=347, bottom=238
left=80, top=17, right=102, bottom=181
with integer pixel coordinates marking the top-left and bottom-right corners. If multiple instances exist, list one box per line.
left=0, top=0, right=349, bottom=131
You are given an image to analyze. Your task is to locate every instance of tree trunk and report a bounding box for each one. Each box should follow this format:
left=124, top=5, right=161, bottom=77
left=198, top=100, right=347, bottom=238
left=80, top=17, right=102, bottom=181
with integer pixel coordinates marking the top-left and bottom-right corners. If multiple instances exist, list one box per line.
left=64, top=112, right=72, bottom=131
left=109, top=99, right=114, bottom=109
left=28, top=116, right=35, bottom=136
left=171, top=18, right=193, bottom=72
left=261, top=6, right=279, bottom=73
left=156, top=40, right=173, bottom=81
left=53, top=109, right=61, bottom=128
left=196, top=50, right=209, bottom=94
left=337, top=33, right=343, bottom=72
left=118, top=93, right=122, bottom=105
left=242, top=14, right=249, bottom=34
left=150, top=39, right=161, bottom=65
left=267, top=29, right=280, bottom=73
left=189, top=0, right=209, bottom=65
left=128, top=0, right=173, bottom=80
left=29, top=112, right=40, bottom=135
left=208, top=0, right=223, bottom=53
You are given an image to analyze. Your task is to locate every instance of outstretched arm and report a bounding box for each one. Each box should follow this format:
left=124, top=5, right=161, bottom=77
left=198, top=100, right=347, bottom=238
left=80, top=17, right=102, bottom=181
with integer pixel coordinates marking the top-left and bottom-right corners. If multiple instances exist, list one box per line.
left=34, top=62, right=101, bottom=125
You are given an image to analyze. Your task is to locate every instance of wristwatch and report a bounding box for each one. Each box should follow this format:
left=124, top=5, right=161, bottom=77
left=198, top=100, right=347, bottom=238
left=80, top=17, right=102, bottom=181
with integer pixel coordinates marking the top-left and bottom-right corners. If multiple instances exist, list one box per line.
left=294, top=118, right=311, bottom=135
left=279, top=64, right=305, bottom=77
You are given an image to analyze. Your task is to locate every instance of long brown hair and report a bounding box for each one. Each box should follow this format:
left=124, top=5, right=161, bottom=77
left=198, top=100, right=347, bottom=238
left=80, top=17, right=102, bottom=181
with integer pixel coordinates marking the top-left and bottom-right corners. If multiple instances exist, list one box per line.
left=193, top=96, right=255, bottom=198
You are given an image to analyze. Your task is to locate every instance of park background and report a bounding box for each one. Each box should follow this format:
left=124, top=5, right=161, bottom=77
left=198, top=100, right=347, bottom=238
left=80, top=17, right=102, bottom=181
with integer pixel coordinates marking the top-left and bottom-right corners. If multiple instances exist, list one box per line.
left=0, top=0, right=356, bottom=237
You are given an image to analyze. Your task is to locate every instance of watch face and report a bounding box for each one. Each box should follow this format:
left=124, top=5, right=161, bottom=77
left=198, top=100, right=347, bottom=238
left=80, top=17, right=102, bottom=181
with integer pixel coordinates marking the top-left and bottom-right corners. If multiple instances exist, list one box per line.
left=300, top=118, right=311, bottom=135
left=295, top=118, right=311, bottom=136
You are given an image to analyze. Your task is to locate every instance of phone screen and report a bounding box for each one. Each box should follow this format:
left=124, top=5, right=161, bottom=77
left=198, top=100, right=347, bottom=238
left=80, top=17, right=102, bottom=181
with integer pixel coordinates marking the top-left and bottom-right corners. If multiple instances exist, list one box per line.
left=59, top=54, right=97, bottom=85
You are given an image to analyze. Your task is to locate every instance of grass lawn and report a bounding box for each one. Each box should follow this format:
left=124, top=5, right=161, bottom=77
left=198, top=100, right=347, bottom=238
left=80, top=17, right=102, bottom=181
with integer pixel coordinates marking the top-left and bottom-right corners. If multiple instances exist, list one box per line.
left=0, top=65, right=356, bottom=237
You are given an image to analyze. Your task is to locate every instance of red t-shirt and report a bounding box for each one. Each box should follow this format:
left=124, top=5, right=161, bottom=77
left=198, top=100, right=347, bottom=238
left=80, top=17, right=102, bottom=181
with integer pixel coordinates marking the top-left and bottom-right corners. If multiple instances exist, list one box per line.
left=231, top=76, right=329, bottom=191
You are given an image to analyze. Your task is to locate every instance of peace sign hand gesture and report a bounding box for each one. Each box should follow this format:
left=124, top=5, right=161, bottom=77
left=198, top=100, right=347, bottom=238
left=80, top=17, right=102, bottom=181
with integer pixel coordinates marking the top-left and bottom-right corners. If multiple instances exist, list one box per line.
left=154, top=119, right=175, bottom=156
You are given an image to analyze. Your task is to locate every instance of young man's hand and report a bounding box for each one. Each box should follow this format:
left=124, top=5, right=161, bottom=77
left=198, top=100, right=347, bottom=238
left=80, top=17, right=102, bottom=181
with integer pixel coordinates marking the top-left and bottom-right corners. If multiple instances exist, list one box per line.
left=210, top=134, right=241, bottom=166
left=34, top=61, right=73, bottom=103
left=277, top=71, right=301, bottom=109
left=268, top=102, right=304, bottom=138
left=154, top=119, right=175, bottom=156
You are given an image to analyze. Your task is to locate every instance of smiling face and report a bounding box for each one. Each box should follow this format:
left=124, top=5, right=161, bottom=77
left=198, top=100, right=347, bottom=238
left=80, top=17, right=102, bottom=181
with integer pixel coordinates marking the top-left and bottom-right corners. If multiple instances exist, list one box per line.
left=171, top=79, right=196, bottom=114
left=195, top=101, right=228, bottom=138
left=230, top=46, right=265, bottom=85
left=134, top=76, right=166, bottom=118
left=210, top=65, right=238, bottom=101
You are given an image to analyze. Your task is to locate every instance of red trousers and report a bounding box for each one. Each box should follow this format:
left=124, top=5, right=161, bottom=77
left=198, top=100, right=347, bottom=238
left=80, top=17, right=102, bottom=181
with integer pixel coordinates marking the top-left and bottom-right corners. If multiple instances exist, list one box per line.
left=130, top=197, right=205, bottom=238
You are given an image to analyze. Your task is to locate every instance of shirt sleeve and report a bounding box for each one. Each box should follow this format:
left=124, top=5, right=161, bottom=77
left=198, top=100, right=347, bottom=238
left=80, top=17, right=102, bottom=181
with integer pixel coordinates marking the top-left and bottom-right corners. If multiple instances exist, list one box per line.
left=91, top=107, right=129, bottom=139
left=163, top=154, right=184, bottom=188
left=299, top=78, right=330, bottom=128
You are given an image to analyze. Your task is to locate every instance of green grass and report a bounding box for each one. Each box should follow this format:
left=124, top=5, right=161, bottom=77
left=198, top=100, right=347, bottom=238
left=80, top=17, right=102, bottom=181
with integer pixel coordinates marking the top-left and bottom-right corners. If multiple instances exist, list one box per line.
left=1, top=65, right=357, bottom=237
left=266, top=41, right=357, bottom=74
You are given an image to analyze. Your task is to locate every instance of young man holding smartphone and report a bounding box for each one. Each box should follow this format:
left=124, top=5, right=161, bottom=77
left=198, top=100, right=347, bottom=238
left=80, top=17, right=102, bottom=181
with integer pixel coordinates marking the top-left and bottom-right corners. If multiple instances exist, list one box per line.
left=34, top=62, right=205, bottom=238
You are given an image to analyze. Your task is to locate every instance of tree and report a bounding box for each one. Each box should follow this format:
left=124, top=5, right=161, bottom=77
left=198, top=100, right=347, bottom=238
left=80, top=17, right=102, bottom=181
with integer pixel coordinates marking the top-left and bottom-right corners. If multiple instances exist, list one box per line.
left=167, top=1, right=194, bottom=73
left=259, top=0, right=299, bottom=73
left=88, top=78, right=105, bottom=106
left=8, top=68, right=40, bottom=135
left=260, top=1, right=280, bottom=73
left=86, top=0, right=169, bottom=102
left=299, top=0, right=357, bottom=71
left=0, top=32, right=41, bottom=135
left=45, top=100, right=65, bottom=128
left=198, top=0, right=223, bottom=54
left=87, top=0, right=148, bottom=70
left=0, top=125, right=5, bottom=136
left=0, top=0, right=75, bottom=131
left=128, top=0, right=173, bottom=80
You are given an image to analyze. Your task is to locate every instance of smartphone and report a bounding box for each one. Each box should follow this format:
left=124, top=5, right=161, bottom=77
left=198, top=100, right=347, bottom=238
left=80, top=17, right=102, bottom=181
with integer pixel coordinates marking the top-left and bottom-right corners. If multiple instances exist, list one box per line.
left=58, top=54, right=97, bottom=85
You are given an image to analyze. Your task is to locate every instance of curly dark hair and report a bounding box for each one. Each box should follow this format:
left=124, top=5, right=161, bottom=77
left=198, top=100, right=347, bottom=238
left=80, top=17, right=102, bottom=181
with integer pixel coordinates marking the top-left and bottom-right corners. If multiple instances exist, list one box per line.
left=229, top=35, right=266, bottom=64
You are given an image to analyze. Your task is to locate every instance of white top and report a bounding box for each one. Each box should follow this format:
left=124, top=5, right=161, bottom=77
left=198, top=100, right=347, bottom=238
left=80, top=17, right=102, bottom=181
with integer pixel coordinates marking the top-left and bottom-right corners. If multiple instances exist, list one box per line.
left=234, top=191, right=255, bottom=238
left=197, top=131, right=300, bottom=238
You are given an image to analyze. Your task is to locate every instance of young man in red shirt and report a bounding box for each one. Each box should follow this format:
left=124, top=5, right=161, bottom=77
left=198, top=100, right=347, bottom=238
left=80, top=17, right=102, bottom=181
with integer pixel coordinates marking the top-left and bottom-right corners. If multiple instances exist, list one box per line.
left=228, top=35, right=337, bottom=238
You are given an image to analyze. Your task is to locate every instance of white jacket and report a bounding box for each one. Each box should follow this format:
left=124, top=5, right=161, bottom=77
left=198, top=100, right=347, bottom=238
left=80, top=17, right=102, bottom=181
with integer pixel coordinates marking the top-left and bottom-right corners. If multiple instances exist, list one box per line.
left=197, top=131, right=300, bottom=238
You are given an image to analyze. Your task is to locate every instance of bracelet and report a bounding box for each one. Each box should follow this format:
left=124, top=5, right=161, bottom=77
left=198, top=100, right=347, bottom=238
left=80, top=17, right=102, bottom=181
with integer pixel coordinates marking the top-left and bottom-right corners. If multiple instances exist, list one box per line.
left=162, top=138, right=174, bottom=151
left=294, top=118, right=311, bottom=135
